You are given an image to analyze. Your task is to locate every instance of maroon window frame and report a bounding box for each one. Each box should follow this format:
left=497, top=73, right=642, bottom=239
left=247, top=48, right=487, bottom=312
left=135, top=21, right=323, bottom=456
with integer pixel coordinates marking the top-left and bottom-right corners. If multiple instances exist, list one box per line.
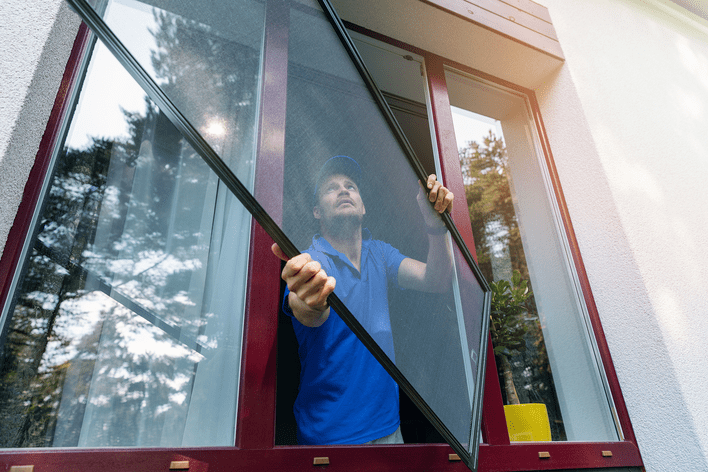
left=0, top=3, right=643, bottom=471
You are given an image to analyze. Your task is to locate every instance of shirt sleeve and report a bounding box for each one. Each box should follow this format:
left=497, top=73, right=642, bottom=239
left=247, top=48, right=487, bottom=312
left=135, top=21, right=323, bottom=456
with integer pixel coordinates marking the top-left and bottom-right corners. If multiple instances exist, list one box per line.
left=282, top=285, right=295, bottom=318
left=377, top=241, right=407, bottom=289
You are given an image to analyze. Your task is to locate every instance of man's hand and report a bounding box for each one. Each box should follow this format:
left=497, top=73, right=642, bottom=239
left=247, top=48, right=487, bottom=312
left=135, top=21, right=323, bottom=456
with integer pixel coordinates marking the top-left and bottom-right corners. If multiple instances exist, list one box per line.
left=425, top=174, right=454, bottom=213
left=272, top=243, right=336, bottom=327
left=417, top=174, right=454, bottom=228
left=400, top=175, right=454, bottom=293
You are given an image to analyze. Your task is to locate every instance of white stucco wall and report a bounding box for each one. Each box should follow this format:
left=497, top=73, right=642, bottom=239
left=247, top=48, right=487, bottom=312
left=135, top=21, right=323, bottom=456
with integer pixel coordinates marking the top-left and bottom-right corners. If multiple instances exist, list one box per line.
left=0, top=0, right=80, bottom=256
left=535, top=0, right=708, bottom=470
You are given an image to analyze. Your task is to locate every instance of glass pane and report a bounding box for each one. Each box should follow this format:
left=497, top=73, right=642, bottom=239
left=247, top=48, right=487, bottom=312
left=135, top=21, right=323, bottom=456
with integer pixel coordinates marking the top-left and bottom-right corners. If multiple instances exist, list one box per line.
left=89, top=0, right=265, bottom=184
left=0, top=6, right=260, bottom=446
left=278, top=0, right=487, bottom=455
left=446, top=69, right=619, bottom=442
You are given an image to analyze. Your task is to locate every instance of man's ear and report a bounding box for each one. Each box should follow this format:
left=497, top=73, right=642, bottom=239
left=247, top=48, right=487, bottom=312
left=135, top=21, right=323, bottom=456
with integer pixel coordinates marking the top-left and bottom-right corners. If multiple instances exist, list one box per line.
left=313, top=205, right=321, bottom=220
left=362, top=203, right=366, bottom=217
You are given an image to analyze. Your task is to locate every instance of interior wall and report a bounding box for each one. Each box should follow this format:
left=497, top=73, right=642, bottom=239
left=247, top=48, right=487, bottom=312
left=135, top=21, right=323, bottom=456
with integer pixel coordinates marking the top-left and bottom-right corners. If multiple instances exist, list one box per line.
left=0, top=0, right=80, bottom=256
left=534, top=0, right=708, bottom=470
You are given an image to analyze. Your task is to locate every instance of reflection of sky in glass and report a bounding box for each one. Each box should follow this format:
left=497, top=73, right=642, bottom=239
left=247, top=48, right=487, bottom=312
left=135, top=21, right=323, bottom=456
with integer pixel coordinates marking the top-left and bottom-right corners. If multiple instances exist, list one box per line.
left=451, top=106, right=502, bottom=151
left=67, top=1, right=157, bottom=149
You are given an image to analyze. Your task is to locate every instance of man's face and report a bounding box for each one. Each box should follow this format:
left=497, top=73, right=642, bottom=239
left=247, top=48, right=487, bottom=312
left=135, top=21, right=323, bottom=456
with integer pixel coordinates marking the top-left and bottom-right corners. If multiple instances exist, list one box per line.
left=314, top=173, right=366, bottom=225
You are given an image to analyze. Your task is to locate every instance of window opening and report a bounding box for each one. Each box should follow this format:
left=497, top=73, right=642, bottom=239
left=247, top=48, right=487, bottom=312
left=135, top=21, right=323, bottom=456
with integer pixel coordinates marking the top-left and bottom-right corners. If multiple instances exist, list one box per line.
left=446, top=68, right=620, bottom=442
left=276, top=0, right=489, bottom=462
left=275, top=37, right=443, bottom=444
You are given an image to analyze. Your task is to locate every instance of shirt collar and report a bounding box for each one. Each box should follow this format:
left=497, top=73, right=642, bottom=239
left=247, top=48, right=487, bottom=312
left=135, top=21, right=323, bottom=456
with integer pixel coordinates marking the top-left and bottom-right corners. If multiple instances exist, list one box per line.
left=312, top=229, right=373, bottom=269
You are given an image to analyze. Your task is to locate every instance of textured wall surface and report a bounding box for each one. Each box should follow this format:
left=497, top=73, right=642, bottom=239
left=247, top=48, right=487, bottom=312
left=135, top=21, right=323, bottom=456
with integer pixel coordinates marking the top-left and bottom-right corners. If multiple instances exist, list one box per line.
left=0, top=0, right=80, bottom=256
left=535, top=0, right=708, bottom=470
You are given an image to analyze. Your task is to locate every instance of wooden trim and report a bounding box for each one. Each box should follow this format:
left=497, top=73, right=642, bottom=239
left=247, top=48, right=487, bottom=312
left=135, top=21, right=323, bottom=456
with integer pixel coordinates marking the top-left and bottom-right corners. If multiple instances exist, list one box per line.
left=452, top=0, right=557, bottom=39
left=236, top=0, right=290, bottom=450
left=480, top=334, right=510, bottom=446
left=0, top=440, right=642, bottom=472
left=477, top=441, right=643, bottom=471
left=421, top=0, right=564, bottom=59
left=237, top=222, right=282, bottom=449
left=252, top=0, right=290, bottom=226
left=0, top=23, right=91, bottom=315
left=498, top=0, right=552, bottom=23
left=424, top=54, right=479, bottom=260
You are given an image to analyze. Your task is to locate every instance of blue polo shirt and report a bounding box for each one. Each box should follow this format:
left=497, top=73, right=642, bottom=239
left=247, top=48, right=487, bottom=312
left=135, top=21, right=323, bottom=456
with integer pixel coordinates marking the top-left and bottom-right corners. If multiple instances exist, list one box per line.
left=283, top=230, right=407, bottom=445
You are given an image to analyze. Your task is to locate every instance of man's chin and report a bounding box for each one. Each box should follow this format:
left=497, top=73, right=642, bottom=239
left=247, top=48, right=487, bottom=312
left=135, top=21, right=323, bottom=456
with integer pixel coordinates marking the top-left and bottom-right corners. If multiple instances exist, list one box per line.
left=324, top=213, right=364, bottom=231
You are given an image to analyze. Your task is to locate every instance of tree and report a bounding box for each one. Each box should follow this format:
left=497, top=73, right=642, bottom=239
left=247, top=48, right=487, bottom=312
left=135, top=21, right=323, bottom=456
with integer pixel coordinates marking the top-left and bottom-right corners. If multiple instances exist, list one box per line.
left=459, top=130, right=527, bottom=284
left=459, top=130, right=566, bottom=438
left=489, top=270, right=532, bottom=405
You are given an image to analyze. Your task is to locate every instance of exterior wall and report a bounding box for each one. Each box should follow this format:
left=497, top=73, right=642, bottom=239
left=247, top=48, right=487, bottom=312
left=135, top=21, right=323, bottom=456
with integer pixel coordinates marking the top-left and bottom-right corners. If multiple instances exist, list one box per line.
left=0, top=0, right=80, bottom=256
left=534, top=0, right=708, bottom=470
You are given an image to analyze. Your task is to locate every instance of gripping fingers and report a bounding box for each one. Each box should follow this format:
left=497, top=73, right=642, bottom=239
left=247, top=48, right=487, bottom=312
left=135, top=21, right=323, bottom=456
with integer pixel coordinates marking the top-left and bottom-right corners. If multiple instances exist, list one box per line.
left=438, top=188, right=453, bottom=213
left=425, top=174, right=454, bottom=213
left=286, top=258, right=322, bottom=292
left=281, top=253, right=312, bottom=281
left=300, top=274, right=336, bottom=310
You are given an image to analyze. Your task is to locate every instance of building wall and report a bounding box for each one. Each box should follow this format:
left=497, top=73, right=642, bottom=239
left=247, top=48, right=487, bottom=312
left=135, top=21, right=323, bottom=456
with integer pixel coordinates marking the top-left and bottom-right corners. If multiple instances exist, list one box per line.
left=0, top=0, right=80, bottom=256
left=535, top=0, right=708, bottom=470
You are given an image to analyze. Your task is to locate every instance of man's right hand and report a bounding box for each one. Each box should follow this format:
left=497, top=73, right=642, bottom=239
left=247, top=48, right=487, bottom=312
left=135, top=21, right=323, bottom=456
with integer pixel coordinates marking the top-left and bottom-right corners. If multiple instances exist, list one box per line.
left=272, top=243, right=336, bottom=327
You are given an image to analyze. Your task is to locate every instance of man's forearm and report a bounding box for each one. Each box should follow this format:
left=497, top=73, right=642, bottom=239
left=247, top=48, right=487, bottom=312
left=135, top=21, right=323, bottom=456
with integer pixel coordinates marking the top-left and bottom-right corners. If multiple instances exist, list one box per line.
left=423, top=232, right=453, bottom=292
left=398, top=232, right=453, bottom=292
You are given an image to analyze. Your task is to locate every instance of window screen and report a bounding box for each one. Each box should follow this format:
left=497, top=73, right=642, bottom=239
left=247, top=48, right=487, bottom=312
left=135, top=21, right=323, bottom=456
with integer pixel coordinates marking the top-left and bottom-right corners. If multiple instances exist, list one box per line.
left=62, top=0, right=490, bottom=467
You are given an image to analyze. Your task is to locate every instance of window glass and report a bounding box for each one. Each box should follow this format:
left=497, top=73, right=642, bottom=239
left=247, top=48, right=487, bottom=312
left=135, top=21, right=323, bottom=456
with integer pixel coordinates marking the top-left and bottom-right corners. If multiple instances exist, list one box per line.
left=278, top=0, right=487, bottom=457
left=91, top=0, right=265, bottom=184
left=445, top=69, right=620, bottom=442
left=0, top=0, right=264, bottom=446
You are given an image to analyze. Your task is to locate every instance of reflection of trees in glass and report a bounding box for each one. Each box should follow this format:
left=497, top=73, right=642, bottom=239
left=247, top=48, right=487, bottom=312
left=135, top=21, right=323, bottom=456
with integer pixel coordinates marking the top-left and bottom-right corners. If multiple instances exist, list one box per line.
left=0, top=103, right=201, bottom=447
left=150, top=9, right=259, bottom=172
left=0, top=137, right=114, bottom=446
left=460, top=131, right=566, bottom=440
left=0, top=7, right=259, bottom=446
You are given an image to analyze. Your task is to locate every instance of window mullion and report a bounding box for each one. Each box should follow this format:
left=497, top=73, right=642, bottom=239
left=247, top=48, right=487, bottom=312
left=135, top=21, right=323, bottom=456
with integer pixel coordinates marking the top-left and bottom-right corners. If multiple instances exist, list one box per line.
left=424, top=52, right=510, bottom=447
left=423, top=53, right=477, bottom=256
left=236, top=0, right=291, bottom=450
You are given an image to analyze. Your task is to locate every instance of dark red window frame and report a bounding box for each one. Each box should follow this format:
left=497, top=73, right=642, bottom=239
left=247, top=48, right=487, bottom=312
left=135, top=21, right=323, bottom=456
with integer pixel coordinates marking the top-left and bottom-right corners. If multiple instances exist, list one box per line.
left=0, top=3, right=643, bottom=471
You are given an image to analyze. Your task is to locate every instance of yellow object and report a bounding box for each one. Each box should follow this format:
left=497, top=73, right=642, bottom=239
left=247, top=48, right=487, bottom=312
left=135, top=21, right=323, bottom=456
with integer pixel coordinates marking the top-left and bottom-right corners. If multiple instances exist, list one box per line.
left=503, top=403, right=552, bottom=441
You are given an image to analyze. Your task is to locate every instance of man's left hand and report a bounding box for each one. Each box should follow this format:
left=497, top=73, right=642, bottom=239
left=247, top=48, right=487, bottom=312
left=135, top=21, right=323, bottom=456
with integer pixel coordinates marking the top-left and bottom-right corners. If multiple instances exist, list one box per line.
left=417, top=174, right=454, bottom=229
left=424, top=174, right=454, bottom=213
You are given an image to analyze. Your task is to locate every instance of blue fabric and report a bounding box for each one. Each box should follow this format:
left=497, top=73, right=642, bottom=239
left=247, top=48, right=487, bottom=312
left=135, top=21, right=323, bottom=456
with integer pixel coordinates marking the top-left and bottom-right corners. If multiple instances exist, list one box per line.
left=283, top=230, right=407, bottom=445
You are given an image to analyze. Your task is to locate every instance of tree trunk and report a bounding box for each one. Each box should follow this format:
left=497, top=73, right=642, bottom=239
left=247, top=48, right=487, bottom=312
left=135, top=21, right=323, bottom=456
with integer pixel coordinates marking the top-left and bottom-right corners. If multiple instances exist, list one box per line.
left=499, top=355, right=520, bottom=405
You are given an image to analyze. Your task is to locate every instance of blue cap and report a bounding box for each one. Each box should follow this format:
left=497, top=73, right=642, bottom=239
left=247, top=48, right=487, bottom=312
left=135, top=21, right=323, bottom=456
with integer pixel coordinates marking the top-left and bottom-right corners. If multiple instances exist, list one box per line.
left=313, top=155, right=362, bottom=204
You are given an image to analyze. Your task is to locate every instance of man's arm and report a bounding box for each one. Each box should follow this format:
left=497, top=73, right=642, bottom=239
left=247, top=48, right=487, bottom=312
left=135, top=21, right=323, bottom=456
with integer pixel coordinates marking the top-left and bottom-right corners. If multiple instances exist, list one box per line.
left=272, top=244, right=336, bottom=327
left=398, top=174, right=454, bottom=293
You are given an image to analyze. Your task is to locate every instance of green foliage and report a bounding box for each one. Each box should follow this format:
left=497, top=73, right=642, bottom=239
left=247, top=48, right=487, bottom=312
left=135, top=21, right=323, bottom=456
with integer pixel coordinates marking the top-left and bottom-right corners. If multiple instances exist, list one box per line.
left=459, top=131, right=526, bottom=284
left=490, top=270, right=532, bottom=358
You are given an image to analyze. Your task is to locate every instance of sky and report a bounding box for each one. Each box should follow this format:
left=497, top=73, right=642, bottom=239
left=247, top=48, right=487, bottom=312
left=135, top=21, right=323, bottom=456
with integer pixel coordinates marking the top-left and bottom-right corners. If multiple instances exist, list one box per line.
left=66, top=0, right=157, bottom=150
left=450, top=105, right=503, bottom=151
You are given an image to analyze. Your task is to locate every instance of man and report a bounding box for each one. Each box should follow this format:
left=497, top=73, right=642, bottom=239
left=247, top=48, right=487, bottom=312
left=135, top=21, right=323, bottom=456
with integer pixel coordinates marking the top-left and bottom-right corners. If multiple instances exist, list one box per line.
left=271, top=155, right=454, bottom=445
